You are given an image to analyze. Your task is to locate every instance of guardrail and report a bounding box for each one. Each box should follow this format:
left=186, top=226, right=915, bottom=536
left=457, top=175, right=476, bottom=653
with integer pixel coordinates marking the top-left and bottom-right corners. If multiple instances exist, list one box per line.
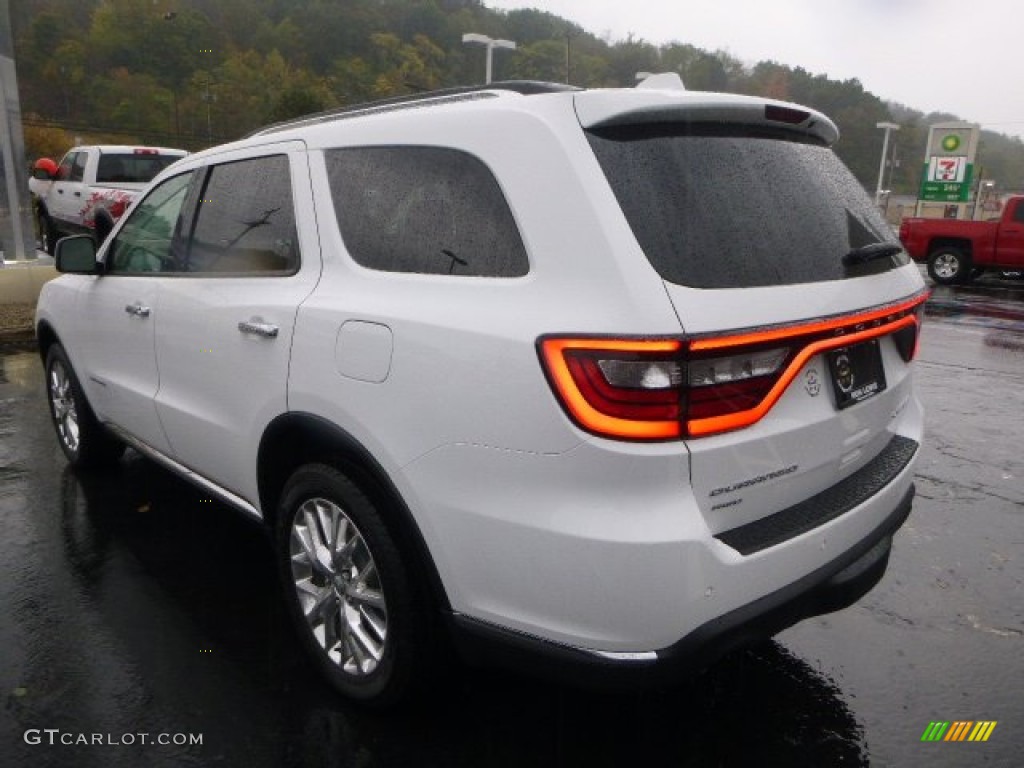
left=0, top=254, right=56, bottom=339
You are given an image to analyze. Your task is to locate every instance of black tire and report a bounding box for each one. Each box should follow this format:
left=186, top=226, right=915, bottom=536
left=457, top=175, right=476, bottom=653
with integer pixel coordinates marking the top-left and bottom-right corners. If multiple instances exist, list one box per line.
left=44, top=344, right=125, bottom=469
left=276, top=464, right=427, bottom=707
left=927, top=247, right=970, bottom=285
left=38, top=208, right=58, bottom=255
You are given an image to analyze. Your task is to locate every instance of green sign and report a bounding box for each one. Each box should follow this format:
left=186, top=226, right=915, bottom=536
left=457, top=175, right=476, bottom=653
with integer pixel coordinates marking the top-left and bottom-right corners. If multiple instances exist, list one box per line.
left=941, top=134, right=961, bottom=152
left=919, top=160, right=973, bottom=202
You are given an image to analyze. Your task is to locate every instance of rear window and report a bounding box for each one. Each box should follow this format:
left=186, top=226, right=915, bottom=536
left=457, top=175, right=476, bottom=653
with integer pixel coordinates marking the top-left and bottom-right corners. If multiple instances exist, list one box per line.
left=96, top=153, right=182, bottom=184
left=587, top=125, right=908, bottom=289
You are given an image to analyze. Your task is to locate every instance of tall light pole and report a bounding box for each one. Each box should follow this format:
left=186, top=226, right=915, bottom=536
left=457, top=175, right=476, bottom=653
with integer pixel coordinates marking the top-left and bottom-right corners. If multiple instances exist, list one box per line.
left=564, top=30, right=576, bottom=84
left=199, top=77, right=216, bottom=144
left=875, top=121, right=900, bottom=206
left=462, top=33, right=516, bottom=85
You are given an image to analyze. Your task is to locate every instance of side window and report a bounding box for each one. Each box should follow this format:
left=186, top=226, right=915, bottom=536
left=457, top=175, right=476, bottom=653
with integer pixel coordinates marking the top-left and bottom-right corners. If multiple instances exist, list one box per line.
left=186, top=155, right=299, bottom=275
left=1013, top=202, right=1024, bottom=224
left=108, top=172, right=194, bottom=274
left=57, top=153, right=76, bottom=181
left=325, top=146, right=529, bottom=277
left=69, top=152, right=88, bottom=182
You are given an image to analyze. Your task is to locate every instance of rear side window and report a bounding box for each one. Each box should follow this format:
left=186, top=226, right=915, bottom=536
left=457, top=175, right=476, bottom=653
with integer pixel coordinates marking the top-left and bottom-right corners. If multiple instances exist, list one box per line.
left=587, top=126, right=908, bottom=289
left=326, top=146, right=528, bottom=277
left=96, top=153, right=182, bottom=184
left=187, top=155, right=299, bottom=275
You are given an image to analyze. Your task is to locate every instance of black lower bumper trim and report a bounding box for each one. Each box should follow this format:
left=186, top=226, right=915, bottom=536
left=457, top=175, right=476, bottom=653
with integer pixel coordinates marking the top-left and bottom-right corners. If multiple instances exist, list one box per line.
left=449, top=483, right=915, bottom=689
left=715, top=434, right=918, bottom=555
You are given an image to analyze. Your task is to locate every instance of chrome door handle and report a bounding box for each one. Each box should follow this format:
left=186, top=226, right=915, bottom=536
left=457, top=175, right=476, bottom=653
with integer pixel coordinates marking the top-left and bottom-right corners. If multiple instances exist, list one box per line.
left=124, top=303, right=151, bottom=318
left=238, top=320, right=279, bottom=338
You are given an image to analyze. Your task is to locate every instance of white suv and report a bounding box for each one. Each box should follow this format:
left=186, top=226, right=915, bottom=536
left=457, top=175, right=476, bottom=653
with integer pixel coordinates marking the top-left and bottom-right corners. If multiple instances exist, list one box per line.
left=36, top=78, right=927, bottom=705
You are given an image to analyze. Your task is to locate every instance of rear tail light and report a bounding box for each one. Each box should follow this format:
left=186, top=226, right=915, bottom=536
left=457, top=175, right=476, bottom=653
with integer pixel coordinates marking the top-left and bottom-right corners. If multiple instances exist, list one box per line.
left=540, top=339, right=683, bottom=440
left=686, top=347, right=789, bottom=420
left=538, top=292, right=929, bottom=441
left=893, top=299, right=926, bottom=362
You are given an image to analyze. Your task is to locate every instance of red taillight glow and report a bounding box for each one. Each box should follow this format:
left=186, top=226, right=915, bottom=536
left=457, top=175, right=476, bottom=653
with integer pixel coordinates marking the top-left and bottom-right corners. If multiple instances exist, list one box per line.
left=540, top=338, right=683, bottom=440
left=538, top=292, right=929, bottom=441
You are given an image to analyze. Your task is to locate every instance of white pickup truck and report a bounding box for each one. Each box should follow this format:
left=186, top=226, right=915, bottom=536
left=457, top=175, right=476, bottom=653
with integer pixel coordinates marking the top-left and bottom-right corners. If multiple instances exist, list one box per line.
left=31, top=145, right=187, bottom=253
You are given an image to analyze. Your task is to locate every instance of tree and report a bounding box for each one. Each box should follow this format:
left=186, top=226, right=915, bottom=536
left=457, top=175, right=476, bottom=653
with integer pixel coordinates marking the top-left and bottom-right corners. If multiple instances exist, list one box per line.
left=659, top=44, right=731, bottom=91
left=367, top=33, right=445, bottom=96
left=506, top=39, right=567, bottom=83
left=10, top=0, right=1023, bottom=188
left=604, top=36, right=659, bottom=86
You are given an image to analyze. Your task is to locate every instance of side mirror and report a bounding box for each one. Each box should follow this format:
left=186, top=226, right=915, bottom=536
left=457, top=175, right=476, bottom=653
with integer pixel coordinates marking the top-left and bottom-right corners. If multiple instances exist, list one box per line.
left=32, top=157, right=58, bottom=180
left=55, top=235, right=100, bottom=274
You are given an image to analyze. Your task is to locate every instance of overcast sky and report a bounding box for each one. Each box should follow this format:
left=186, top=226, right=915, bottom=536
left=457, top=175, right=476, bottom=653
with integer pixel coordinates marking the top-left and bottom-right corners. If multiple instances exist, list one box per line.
left=485, top=0, right=1024, bottom=140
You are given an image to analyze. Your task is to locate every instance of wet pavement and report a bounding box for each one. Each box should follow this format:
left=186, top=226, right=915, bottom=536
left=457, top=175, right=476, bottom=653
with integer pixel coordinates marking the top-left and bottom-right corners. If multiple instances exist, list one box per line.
left=1, top=276, right=1021, bottom=767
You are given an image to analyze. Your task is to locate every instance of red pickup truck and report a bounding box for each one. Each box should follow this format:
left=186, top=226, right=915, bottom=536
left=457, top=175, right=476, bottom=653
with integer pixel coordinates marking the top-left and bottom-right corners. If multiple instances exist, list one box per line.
left=898, top=195, right=1024, bottom=285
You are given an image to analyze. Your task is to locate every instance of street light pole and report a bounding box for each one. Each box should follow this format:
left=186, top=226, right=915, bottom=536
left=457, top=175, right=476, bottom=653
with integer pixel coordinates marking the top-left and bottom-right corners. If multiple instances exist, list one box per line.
left=564, top=30, right=576, bottom=84
left=199, top=78, right=216, bottom=144
left=875, top=121, right=900, bottom=207
left=462, top=33, right=516, bottom=85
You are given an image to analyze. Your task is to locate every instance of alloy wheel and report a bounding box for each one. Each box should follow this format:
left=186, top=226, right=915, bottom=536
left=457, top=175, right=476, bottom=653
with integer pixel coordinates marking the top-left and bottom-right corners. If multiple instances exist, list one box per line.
left=933, top=253, right=960, bottom=280
left=39, top=213, right=52, bottom=253
left=49, top=359, right=80, bottom=454
left=289, top=497, right=388, bottom=676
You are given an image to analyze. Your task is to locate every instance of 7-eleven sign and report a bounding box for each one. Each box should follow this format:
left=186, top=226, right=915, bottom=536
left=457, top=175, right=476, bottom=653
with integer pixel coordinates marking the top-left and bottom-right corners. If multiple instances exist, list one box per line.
left=919, top=155, right=973, bottom=202
left=927, top=156, right=967, bottom=183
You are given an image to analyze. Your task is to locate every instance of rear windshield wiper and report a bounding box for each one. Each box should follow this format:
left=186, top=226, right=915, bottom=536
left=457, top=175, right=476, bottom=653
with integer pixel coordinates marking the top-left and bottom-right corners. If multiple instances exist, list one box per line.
left=842, top=242, right=903, bottom=268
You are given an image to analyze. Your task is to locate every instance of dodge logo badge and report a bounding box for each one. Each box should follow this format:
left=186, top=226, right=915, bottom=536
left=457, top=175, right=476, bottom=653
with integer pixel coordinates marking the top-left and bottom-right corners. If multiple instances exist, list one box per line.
left=834, top=353, right=854, bottom=393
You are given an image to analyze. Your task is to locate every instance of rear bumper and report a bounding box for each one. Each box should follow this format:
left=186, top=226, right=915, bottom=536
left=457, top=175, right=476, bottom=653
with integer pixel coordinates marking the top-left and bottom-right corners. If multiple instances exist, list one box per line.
left=449, top=483, right=914, bottom=688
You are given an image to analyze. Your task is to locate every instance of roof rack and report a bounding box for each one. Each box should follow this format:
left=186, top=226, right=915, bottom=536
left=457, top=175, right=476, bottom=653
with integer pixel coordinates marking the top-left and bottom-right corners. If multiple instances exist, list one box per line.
left=247, top=81, right=580, bottom=138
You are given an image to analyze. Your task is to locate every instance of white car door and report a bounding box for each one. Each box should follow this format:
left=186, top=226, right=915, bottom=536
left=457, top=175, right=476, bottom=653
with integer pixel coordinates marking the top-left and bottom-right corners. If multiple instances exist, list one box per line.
left=152, top=143, right=321, bottom=506
left=48, top=150, right=89, bottom=232
left=75, top=170, right=197, bottom=455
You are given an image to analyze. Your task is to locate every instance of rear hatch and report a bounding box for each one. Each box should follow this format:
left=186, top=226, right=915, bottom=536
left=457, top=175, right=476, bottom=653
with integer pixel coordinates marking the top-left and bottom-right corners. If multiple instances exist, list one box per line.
left=575, top=88, right=926, bottom=540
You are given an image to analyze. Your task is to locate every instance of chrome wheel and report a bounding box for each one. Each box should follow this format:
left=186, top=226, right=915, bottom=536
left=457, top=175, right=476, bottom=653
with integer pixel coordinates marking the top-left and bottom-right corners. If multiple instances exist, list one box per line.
left=289, top=497, right=388, bottom=677
left=49, top=358, right=80, bottom=454
left=38, top=212, right=53, bottom=254
left=933, top=252, right=960, bottom=280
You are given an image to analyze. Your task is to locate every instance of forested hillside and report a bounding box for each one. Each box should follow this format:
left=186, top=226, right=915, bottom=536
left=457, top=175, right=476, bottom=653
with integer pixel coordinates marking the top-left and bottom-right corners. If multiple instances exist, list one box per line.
left=12, top=0, right=1024, bottom=192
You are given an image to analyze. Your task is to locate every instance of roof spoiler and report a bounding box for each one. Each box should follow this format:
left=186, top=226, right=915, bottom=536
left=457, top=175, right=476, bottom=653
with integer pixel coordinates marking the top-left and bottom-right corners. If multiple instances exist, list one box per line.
left=576, top=90, right=840, bottom=146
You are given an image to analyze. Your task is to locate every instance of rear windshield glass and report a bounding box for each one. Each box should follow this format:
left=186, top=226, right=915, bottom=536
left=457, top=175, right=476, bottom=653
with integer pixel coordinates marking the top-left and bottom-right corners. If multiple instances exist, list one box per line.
left=587, top=126, right=908, bottom=289
left=96, top=153, right=182, bottom=184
